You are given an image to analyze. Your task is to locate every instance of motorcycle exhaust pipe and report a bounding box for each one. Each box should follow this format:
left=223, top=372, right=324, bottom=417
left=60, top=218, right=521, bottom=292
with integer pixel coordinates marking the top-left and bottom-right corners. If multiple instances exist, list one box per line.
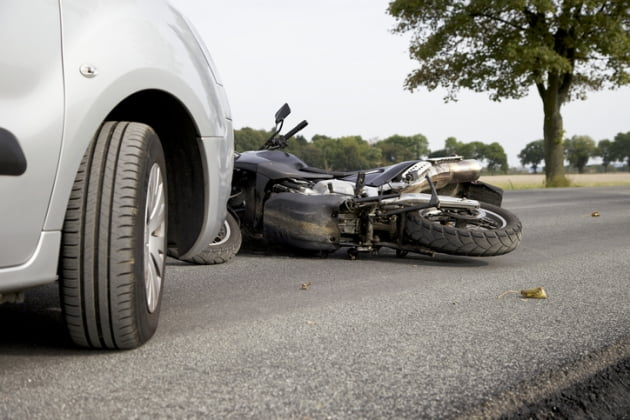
left=403, top=159, right=482, bottom=193
left=434, top=159, right=482, bottom=184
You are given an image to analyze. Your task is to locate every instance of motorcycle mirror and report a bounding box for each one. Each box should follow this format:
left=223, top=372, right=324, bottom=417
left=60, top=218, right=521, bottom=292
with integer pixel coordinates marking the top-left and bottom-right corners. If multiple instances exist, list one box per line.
left=275, top=103, right=291, bottom=124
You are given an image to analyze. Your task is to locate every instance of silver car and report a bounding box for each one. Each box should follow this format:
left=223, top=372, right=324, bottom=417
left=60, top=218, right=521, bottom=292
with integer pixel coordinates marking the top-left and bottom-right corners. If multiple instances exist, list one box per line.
left=0, top=0, right=234, bottom=349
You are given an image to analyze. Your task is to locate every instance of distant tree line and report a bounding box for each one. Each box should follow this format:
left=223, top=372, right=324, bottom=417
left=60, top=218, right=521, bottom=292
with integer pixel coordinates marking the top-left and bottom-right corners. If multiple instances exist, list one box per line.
left=428, top=137, right=508, bottom=174
left=234, top=128, right=509, bottom=173
left=519, top=132, right=630, bottom=174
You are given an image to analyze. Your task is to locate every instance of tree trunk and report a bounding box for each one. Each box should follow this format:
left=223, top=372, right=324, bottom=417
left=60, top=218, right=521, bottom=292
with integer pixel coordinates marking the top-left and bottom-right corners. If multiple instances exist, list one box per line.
left=539, top=78, right=569, bottom=187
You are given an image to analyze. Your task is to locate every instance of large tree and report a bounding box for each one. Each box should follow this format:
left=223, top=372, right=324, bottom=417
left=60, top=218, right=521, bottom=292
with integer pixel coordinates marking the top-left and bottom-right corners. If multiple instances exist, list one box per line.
left=388, top=0, right=630, bottom=186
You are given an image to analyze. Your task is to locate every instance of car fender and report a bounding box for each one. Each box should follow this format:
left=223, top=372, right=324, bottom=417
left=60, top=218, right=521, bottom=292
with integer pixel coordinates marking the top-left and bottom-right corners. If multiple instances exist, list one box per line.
left=45, top=0, right=233, bottom=246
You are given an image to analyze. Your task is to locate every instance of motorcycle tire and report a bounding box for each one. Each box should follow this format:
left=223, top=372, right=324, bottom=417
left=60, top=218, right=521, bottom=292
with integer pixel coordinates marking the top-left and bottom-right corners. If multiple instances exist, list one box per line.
left=404, top=203, right=522, bottom=257
left=181, top=212, right=242, bottom=264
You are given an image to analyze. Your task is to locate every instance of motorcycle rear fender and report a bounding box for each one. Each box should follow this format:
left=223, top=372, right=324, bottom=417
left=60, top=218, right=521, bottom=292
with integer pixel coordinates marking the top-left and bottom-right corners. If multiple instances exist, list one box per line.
left=263, top=193, right=346, bottom=251
left=461, top=181, right=503, bottom=207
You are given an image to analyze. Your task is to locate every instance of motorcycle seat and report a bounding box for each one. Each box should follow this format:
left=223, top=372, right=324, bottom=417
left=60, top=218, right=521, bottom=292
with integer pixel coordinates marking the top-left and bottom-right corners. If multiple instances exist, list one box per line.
left=341, top=160, right=417, bottom=187
left=301, top=166, right=354, bottom=178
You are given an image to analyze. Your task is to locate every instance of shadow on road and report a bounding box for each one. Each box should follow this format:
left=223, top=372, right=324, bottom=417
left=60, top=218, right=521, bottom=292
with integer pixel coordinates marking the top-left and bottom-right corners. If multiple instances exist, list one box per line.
left=0, top=283, right=76, bottom=354
left=231, top=245, right=490, bottom=268
left=2, top=248, right=487, bottom=352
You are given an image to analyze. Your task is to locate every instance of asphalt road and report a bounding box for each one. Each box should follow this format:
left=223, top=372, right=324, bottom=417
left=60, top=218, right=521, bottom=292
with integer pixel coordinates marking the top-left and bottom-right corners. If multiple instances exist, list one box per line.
left=1, top=187, right=629, bottom=419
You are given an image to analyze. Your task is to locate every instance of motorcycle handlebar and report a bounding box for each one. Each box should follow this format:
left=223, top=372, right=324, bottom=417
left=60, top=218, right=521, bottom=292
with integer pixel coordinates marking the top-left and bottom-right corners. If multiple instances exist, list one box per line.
left=262, top=113, right=308, bottom=150
left=283, top=120, right=308, bottom=142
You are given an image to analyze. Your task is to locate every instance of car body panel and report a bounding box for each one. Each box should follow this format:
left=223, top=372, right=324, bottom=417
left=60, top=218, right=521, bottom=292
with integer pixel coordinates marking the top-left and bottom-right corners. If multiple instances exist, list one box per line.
left=0, top=232, right=61, bottom=292
left=45, top=0, right=231, bottom=230
left=0, top=0, right=233, bottom=292
left=0, top=1, right=64, bottom=268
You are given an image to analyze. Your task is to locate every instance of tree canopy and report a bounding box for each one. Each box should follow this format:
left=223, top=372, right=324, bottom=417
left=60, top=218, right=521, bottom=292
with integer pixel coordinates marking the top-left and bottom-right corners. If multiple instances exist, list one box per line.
left=596, top=139, right=614, bottom=172
left=432, top=137, right=508, bottom=173
left=564, top=135, right=597, bottom=173
left=612, top=131, right=630, bottom=169
left=518, top=139, right=545, bottom=173
left=375, top=134, right=430, bottom=162
left=388, top=0, right=630, bottom=186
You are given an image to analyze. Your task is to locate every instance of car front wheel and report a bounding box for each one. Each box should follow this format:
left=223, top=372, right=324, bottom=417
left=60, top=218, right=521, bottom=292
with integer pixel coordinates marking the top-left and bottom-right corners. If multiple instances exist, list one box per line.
left=61, top=121, right=167, bottom=349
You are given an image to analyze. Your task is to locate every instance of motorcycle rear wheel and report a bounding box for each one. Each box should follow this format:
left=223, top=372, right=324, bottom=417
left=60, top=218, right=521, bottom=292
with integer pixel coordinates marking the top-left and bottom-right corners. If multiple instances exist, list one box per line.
left=404, top=203, right=521, bottom=256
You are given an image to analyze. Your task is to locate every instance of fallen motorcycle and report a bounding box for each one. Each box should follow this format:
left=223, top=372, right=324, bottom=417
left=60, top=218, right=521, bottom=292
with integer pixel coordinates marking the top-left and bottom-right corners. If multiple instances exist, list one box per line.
left=186, top=104, right=521, bottom=263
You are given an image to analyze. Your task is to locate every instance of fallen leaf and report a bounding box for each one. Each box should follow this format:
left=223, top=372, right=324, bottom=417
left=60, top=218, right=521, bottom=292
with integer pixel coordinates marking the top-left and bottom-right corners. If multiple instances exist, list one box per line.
left=520, top=286, right=548, bottom=299
left=498, top=286, right=548, bottom=299
left=592, top=211, right=600, bottom=217
left=300, top=282, right=312, bottom=290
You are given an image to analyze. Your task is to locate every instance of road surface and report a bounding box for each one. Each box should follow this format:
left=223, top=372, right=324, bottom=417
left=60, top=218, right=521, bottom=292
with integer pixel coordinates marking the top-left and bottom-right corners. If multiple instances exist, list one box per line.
left=1, top=187, right=629, bottom=418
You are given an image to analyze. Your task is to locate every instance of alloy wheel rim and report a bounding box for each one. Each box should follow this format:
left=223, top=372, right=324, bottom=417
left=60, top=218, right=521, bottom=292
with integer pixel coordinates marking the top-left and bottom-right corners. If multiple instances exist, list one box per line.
left=420, top=207, right=507, bottom=230
left=211, top=219, right=231, bottom=246
left=144, top=163, right=166, bottom=313
left=476, top=208, right=507, bottom=229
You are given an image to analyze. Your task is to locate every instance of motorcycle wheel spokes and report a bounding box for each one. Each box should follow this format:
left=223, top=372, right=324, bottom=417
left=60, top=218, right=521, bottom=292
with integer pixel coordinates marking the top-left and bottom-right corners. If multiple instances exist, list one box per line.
left=422, top=207, right=508, bottom=230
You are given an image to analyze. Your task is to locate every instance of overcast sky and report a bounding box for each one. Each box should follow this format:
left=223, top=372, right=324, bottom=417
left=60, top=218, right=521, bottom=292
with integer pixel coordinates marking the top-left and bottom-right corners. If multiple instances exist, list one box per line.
left=174, top=0, right=629, bottom=166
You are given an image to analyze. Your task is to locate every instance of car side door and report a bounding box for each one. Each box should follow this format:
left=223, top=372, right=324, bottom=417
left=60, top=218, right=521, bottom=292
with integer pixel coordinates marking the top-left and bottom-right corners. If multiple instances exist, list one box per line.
left=0, top=1, right=64, bottom=268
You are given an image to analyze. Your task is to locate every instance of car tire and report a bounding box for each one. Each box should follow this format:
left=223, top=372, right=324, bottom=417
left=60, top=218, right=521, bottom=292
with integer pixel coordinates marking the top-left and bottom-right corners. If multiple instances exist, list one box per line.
left=60, top=121, right=167, bottom=349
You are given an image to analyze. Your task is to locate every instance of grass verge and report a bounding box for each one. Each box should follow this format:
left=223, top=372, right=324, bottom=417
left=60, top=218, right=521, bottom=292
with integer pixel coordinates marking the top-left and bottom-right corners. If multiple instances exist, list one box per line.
left=479, top=173, right=630, bottom=190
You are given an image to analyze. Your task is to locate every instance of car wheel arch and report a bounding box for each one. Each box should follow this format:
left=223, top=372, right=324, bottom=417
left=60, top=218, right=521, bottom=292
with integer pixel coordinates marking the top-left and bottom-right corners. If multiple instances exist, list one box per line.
left=106, top=89, right=210, bottom=256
